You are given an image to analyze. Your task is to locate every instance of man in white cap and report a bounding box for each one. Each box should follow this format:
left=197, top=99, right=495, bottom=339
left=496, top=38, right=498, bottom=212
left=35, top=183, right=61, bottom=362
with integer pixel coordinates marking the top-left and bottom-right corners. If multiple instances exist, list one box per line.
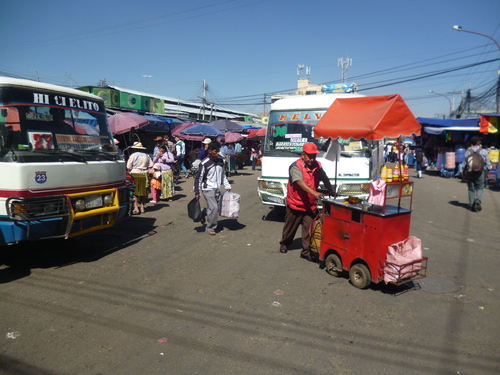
left=279, top=142, right=334, bottom=261
left=198, top=138, right=211, bottom=160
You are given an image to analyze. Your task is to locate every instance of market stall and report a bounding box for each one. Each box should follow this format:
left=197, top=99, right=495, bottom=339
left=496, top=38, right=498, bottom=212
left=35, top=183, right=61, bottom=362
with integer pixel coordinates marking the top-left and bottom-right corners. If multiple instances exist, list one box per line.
left=313, top=94, right=428, bottom=289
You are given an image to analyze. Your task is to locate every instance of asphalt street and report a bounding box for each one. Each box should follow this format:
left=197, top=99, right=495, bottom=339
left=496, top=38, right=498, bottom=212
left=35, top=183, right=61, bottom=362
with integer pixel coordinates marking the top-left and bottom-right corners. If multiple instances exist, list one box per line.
left=1, top=165, right=499, bottom=374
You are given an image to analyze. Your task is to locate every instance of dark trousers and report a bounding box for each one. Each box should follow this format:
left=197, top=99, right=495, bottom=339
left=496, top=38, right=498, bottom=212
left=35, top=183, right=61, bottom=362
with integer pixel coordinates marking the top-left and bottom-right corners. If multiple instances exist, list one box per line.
left=279, top=206, right=316, bottom=256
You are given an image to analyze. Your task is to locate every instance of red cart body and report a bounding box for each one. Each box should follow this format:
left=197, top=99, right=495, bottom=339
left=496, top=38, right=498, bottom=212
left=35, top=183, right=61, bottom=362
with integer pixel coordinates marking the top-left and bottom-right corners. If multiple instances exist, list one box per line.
left=317, top=182, right=427, bottom=289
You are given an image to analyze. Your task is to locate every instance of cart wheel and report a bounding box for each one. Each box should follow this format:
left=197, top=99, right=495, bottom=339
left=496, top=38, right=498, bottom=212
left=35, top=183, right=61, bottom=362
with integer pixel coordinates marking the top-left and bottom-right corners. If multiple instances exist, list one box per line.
left=349, top=264, right=371, bottom=289
left=325, top=253, right=342, bottom=277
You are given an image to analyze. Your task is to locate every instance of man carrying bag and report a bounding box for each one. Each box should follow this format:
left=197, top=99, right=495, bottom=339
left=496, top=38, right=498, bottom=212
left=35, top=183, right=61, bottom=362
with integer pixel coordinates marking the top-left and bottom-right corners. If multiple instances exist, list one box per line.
left=194, top=141, right=231, bottom=235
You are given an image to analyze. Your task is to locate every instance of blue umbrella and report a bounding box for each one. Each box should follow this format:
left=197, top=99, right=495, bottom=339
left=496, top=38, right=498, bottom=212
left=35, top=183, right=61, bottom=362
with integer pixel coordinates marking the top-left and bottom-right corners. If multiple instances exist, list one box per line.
left=180, top=124, right=223, bottom=137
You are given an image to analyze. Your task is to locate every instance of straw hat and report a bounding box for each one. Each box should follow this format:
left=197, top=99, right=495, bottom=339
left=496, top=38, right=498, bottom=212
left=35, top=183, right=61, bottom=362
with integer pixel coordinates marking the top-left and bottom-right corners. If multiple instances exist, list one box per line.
left=131, top=142, right=146, bottom=149
left=202, top=138, right=212, bottom=145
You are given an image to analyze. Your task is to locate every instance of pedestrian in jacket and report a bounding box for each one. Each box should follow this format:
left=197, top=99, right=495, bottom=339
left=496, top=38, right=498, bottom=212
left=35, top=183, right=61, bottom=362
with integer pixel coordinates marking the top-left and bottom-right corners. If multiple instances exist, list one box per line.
left=194, top=141, right=231, bottom=235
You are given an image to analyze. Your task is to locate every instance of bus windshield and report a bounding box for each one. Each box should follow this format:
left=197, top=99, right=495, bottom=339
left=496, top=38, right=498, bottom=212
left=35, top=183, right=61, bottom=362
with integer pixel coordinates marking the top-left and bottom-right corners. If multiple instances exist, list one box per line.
left=265, top=109, right=370, bottom=158
left=264, top=109, right=329, bottom=156
left=0, top=86, right=115, bottom=154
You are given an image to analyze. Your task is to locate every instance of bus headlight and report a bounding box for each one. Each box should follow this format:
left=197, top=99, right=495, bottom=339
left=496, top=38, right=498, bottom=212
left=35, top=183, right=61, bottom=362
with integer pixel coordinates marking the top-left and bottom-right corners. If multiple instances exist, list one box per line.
left=103, top=194, right=113, bottom=206
left=74, top=199, right=86, bottom=212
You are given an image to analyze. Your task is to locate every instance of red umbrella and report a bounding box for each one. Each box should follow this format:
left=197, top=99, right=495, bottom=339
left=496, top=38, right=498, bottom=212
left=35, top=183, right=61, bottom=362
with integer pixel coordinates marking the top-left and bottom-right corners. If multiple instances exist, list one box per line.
left=247, top=127, right=267, bottom=139
left=108, top=112, right=149, bottom=135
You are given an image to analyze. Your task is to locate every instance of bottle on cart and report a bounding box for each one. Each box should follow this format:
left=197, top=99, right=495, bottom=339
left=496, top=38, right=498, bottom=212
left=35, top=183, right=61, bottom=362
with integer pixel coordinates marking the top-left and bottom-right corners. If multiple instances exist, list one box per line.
left=386, top=166, right=393, bottom=182
left=403, top=164, right=409, bottom=181
left=381, top=165, right=387, bottom=181
left=393, top=166, right=400, bottom=182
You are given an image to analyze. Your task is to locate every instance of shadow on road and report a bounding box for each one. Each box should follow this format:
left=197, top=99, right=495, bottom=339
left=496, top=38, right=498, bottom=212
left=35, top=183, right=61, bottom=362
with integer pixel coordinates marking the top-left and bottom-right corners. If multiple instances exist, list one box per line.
left=448, top=200, right=471, bottom=210
left=0, top=216, right=158, bottom=284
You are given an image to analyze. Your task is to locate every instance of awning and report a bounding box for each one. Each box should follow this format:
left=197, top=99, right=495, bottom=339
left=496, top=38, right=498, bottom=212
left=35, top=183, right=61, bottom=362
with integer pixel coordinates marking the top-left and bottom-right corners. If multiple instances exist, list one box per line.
left=314, top=94, right=421, bottom=140
left=417, top=117, right=480, bottom=135
left=423, top=126, right=480, bottom=135
left=417, top=117, right=479, bottom=128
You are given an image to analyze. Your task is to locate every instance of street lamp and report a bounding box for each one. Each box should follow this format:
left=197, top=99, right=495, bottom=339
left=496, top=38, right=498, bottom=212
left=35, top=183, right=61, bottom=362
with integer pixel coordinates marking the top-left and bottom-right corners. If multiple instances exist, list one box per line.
left=429, top=90, right=453, bottom=118
left=452, top=25, right=500, bottom=113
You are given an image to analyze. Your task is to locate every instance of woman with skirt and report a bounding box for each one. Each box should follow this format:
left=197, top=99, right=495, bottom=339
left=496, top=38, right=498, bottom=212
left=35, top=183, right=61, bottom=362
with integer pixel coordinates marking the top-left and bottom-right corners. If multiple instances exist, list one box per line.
left=127, top=142, right=154, bottom=214
left=153, top=145, right=176, bottom=200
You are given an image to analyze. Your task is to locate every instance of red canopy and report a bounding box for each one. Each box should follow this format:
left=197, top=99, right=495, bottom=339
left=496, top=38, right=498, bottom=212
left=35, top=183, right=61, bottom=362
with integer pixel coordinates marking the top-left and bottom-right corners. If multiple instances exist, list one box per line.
left=314, top=94, right=421, bottom=140
left=247, top=127, right=267, bottom=139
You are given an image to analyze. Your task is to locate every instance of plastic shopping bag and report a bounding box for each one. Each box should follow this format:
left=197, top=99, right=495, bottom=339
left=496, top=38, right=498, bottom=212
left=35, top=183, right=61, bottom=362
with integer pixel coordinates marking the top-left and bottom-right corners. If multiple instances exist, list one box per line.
left=384, top=236, right=423, bottom=284
left=219, top=192, right=240, bottom=218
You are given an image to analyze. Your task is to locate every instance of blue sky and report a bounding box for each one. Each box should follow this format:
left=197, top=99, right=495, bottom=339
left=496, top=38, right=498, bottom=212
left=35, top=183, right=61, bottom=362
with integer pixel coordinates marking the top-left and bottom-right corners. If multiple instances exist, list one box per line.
left=1, top=0, right=499, bottom=118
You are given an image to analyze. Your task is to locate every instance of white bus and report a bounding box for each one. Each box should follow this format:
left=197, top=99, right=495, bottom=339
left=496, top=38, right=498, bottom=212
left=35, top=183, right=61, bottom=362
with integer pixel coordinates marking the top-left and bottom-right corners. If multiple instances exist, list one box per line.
left=257, top=94, right=384, bottom=209
left=0, top=77, right=134, bottom=245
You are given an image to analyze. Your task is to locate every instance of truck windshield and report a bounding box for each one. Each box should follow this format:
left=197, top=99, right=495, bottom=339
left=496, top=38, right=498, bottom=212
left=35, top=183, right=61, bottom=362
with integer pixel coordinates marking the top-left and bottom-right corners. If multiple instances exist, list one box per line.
left=0, top=87, right=115, bottom=154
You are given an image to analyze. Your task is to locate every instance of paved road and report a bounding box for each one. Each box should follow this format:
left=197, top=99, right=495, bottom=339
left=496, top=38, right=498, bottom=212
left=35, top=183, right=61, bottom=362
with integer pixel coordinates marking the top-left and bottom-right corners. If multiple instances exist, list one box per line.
left=1, top=166, right=499, bottom=374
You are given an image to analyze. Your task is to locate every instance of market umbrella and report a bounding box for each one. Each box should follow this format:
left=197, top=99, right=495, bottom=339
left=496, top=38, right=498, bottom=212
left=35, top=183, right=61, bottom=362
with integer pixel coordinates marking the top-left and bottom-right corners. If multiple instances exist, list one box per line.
left=247, top=127, right=267, bottom=139
left=171, top=122, right=203, bottom=140
left=222, top=132, right=243, bottom=143
left=108, top=112, right=149, bottom=135
left=181, top=124, right=224, bottom=137
left=208, top=119, right=246, bottom=133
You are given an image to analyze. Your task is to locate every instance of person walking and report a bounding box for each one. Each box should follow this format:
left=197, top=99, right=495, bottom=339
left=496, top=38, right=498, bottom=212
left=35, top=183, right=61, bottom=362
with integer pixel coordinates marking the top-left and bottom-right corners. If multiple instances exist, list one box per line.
left=415, top=147, right=424, bottom=178
left=462, top=136, right=492, bottom=212
left=175, top=136, right=189, bottom=178
left=279, top=143, right=334, bottom=261
left=194, top=141, right=232, bottom=235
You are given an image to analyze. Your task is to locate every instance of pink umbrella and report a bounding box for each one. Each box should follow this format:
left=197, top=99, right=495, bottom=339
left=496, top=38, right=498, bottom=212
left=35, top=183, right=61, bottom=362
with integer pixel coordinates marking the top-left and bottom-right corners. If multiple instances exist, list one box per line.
left=108, top=112, right=149, bottom=135
left=223, top=132, right=243, bottom=143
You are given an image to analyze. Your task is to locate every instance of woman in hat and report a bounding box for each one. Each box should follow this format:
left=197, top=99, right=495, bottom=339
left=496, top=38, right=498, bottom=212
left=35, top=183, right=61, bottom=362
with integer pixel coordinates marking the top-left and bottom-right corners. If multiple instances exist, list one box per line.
left=153, top=136, right=164, bottom=157
left=153, top=145, right=176, bottom=201
left=127, top=142, right=154, bottom=214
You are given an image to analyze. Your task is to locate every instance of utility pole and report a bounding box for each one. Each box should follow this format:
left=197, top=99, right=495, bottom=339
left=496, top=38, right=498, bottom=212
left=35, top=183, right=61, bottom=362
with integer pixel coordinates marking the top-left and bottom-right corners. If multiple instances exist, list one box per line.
left=338, top=58, right=352, bottom=83
left=453, top=25, right=500, bottom=113
left=198, top=80, right=208, bottom=121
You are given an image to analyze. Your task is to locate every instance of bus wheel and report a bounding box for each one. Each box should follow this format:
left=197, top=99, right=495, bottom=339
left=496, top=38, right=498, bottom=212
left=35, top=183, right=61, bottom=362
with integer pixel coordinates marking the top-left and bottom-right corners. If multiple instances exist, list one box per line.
left=349, top=264, right=371, bottom=289
left=325, top=254, right=342, bottom=277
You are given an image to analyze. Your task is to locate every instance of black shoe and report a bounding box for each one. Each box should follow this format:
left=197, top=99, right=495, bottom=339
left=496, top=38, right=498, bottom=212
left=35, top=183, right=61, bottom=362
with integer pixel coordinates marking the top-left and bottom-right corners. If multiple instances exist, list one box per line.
left=279, top=245, right=288, bottom=253
left=474, top=200, right=482, bottom=212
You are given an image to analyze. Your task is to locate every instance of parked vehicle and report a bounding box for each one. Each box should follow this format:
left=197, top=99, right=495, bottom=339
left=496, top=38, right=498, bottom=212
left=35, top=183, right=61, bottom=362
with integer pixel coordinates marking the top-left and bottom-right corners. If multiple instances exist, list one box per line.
left=257, top=94, right=384, bottom=210
left=0, top=77, right=134, bottom=245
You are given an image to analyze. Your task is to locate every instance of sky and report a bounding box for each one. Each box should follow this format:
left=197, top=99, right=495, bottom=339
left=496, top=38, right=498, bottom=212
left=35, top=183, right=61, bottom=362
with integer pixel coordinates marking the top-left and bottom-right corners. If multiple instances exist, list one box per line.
left=1, top=0, right=499, bottom=118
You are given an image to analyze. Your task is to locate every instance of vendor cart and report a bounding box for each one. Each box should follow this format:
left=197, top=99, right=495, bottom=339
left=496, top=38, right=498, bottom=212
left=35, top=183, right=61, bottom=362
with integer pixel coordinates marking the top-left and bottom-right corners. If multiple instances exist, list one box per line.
left=312, top=94, right=428, bottom=289
left=318, top=182, right=427, bottom=289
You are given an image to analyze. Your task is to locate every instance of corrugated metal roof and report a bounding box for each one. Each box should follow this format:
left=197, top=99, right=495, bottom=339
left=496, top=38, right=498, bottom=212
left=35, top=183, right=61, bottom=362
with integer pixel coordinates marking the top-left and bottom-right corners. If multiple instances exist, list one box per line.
left=108, top=85, right=255, bottom=119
